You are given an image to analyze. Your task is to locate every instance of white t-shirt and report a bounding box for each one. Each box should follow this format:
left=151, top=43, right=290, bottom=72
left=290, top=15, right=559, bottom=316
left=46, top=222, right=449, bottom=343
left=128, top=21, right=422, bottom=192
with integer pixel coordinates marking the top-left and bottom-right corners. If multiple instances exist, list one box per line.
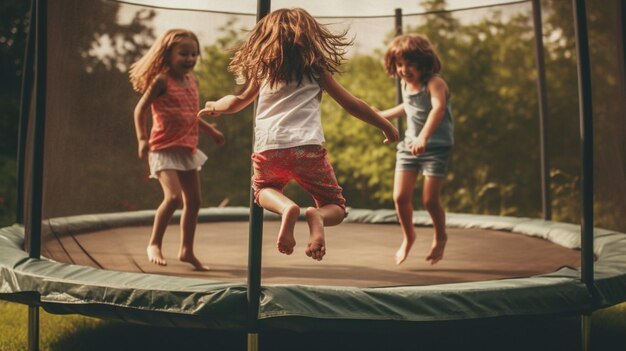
left=254, top=76, right=324, bottom=152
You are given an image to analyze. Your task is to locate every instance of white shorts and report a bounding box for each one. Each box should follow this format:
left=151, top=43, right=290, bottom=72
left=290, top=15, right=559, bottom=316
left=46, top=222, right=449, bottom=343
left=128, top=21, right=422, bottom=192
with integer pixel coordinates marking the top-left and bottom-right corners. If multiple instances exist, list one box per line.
left=148, top=147, right=208, bottom=179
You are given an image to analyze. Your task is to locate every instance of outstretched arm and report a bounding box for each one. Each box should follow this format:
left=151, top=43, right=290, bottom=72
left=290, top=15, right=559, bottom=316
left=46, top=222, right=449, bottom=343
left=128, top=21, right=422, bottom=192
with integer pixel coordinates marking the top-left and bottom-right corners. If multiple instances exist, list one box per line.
left=378, top=103, right=405, bottom=120
left=198, top=81, right=260, bottom=117
left=318, top=70, right=399, bottom=144
left=198, top=119, right=225, bottom=145
left=133, top=75, right=166, bottom=159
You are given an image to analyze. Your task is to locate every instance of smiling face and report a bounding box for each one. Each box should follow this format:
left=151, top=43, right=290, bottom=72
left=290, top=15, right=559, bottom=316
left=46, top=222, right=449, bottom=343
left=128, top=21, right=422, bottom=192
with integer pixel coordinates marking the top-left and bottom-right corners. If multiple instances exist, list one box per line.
left=167, top=37, right=199, bottom=77
left=395, top=57, right=422, bottom=85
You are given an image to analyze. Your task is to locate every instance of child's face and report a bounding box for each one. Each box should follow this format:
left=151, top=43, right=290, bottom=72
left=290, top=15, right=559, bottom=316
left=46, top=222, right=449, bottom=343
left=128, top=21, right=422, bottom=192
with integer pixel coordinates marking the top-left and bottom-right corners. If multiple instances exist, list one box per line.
left=168, top=37, right=199, bottom=75
left=395, top=57, right=421, bottom=84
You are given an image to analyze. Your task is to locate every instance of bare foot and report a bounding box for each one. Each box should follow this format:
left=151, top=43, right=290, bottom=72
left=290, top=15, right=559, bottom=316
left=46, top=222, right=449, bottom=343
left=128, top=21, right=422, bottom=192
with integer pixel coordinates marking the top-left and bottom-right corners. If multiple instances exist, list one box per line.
left=425, top=234, right=447, bottom=265
left=147, top=245, right=167, bottom=266
left=179, top=253, right=210, bottom=271
left=276, top=204, right=299, bottom=255
left=304, top=208, right=326, bottom=261
left=395, top=232, right=416, bottom=265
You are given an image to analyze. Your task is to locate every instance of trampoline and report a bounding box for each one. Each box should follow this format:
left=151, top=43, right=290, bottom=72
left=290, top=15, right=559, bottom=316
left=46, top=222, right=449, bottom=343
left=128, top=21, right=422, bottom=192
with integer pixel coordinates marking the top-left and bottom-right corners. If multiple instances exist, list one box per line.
left=2, top=0, right=626, bottom=350
left=2, top=207, right=626, bottom=331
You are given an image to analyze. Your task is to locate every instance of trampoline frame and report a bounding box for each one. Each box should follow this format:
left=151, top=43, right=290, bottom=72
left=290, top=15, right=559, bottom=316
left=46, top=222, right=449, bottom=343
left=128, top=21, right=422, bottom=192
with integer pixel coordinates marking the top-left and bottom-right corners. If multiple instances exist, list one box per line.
left=2, top=207, right=626, bottom=345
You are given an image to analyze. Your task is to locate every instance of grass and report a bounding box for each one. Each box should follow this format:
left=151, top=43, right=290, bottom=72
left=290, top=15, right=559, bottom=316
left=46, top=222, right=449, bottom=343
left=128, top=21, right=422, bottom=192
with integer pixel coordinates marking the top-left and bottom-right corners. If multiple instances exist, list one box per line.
left=1, top=300, right=625, bottom=350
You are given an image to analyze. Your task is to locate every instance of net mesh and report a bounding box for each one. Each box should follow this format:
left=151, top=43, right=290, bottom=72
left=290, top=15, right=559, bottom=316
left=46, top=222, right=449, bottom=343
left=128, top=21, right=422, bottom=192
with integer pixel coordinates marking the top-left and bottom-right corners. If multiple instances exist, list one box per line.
left=21, top=0, right=625, bottom=243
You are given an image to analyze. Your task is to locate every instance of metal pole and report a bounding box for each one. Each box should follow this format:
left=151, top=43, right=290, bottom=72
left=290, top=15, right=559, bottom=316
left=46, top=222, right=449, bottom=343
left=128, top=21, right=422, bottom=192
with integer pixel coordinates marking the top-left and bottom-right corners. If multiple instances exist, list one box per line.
left=581, top=314, right=591, bottom=351
left=617, top=1, right=626, bottom=99
left=246, top=197, right=264, bottom=351
left=572, top=0, right=595, bottom=349
left=16, top=0, right=37, bottom=225
left=27, top=1, right=47, bottom=349
left=247, top=2, right=271, bottom=350
left=572, top=0, right=594, bottom=292
left=28, top=305, right=39, bottom=351
left=27, top=0, right=47, bottom=259
left=394, top=8, right=404, bottom=135
left=247, top=332, right=260, bottom=351
left=531, top=0, right=552, bottom=220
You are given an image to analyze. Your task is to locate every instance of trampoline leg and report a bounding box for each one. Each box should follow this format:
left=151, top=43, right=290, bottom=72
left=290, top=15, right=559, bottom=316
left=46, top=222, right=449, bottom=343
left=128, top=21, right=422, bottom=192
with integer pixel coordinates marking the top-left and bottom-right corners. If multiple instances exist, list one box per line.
left=28, top=305, right=39, bottom=351
left=581, top=314, right=591, bottom=351
left=247, top=333, right=259, bottom=351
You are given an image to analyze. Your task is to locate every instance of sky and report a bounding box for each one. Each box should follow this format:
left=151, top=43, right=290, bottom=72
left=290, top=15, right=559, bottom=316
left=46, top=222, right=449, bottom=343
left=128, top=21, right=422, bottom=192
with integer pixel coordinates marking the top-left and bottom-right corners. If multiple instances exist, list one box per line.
left=115, top=0, right=530, bottom=55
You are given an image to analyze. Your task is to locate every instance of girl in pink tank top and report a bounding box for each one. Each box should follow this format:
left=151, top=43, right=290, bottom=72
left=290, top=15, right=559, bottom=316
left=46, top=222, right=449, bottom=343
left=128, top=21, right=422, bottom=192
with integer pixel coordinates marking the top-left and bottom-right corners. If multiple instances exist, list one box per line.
left=129, top=29, right=225, bottom=271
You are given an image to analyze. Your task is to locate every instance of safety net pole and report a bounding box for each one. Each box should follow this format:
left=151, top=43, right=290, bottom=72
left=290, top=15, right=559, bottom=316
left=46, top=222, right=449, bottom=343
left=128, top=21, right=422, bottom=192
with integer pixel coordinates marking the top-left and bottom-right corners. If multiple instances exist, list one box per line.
left=393, top=8, right=404, bottom=135
left=531, top=0, right=551, bottom=220
left=572, top=0, right=594, bottom=350
left=26, top=1, right=47, bottom=349
left=27, top=0, right=47, bottom=261
left=247, top=1, right=271, bottom=350
left=16, top=0, right=37, bottom=225
left=573, top=0, right=595, bottom=295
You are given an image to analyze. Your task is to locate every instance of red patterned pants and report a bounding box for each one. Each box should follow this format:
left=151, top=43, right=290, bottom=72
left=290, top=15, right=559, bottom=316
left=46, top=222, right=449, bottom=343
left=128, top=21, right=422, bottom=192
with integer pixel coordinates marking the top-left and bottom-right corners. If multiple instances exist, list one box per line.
left=251, top=145, right=346, bottom=209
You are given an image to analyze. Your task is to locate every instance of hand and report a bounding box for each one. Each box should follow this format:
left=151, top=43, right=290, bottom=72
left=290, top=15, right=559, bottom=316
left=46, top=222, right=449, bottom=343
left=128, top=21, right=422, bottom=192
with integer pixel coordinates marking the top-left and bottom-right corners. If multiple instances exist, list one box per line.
left=197, top=101, right=221, bottom=118
left=138, top=139, right=149, bottom=159
left=382, top=124, right=400, bottom=144
left=409, top=136, right=427, bottom=155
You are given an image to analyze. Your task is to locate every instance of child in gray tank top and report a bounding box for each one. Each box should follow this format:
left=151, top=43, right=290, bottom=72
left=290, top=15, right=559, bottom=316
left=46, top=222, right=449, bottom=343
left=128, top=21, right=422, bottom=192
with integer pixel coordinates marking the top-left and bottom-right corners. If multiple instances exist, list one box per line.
left=377, top=33, right=453, bottom=265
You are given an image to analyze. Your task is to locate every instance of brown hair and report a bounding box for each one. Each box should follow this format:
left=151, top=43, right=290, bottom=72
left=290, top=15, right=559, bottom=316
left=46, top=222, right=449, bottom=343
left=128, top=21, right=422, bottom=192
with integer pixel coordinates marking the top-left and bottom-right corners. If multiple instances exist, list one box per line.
left=129, top=29, right=200, bottom=93
left=384, top=34, right=442, bottom=78
left=229, top=8, right=352, bottom=88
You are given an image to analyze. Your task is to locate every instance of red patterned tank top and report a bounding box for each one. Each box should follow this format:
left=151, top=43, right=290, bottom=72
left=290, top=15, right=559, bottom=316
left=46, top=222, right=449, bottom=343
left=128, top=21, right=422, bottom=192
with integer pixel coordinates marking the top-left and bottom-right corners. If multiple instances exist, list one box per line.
left=149, top=74, right=199, bottom=152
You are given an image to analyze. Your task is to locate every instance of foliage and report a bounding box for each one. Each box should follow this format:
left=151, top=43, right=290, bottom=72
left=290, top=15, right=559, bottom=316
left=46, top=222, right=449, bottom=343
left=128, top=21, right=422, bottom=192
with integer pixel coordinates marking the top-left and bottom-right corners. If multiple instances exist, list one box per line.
left=0, top=0, right=29, bottom=159
left=195, top=18, right=257, bottom=207
left=323, top=54, right=397, bottom=208
left=30, top=0, right=156, bottom=217
left=0, top=0, right=29, bottom=226
left=541, top=0, right=626, bottom=230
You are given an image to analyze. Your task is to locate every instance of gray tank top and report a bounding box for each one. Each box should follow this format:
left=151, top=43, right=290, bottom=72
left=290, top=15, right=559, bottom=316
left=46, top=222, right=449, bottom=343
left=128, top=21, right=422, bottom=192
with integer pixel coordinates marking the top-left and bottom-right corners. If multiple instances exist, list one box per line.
left=401, top=76, right=454, bottom=148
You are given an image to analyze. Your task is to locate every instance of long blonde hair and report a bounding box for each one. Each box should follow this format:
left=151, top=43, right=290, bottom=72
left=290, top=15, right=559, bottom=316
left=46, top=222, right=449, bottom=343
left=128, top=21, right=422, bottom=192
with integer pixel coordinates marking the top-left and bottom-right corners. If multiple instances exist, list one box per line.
left=229, top=8, right=352, bottom=88
left=384, top=34, right=442, bottom=78
left=129, top=29, right=200, bottom=93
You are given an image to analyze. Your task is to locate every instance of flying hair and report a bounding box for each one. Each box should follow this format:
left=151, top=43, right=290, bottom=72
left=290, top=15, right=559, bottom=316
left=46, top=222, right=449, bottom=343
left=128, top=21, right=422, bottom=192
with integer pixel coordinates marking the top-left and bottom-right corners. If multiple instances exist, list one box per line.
left=229, top=8, right=353, bottom=88
left=129, top=29, right=200, bottom=93
left=384, top=33, right=442, bottom=78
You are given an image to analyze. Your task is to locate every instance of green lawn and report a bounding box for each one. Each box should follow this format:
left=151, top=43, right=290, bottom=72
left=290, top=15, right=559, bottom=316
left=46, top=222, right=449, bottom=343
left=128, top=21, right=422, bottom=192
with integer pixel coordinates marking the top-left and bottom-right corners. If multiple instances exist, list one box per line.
left=1, top=300, right=625, bottom=350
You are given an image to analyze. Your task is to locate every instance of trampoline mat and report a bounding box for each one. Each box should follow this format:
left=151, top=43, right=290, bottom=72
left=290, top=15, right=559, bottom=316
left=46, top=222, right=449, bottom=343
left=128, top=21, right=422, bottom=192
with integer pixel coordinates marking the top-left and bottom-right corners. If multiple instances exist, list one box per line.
left=41, top=221, right=581, bottom=288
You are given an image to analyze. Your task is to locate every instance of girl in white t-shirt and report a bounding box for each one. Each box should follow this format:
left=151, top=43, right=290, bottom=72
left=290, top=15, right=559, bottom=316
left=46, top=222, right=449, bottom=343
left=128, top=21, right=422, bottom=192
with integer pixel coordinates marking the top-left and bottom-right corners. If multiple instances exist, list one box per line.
left=198, top=8, right=399, bottom=261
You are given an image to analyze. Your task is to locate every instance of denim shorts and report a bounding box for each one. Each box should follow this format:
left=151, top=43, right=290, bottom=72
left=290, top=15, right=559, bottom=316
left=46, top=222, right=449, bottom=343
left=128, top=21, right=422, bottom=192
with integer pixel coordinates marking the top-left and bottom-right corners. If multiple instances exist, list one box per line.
left=395, top=142, right=452, bottom=177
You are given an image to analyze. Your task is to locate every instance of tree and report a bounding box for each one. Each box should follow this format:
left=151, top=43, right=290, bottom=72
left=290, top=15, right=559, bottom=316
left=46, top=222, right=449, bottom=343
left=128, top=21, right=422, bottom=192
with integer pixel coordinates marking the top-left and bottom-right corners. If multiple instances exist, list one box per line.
left=543, top=0, right=626, bottom=231
left=0, top=0, right=30, bottom=225
left=195, top=18, right=257, bottom=207
left=4, top=0, right=155, bottom=218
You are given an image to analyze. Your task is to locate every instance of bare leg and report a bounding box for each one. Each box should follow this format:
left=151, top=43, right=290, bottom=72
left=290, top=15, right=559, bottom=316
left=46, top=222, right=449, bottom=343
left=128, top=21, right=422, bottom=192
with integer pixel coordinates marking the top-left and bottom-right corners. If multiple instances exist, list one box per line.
left=148, top=170, right=183, bottom=266
left=393, top=170, right=419, bottom=265
left=177, top=170, right=210, bottom=271
left=423, top=176, right=447, bottom=265
left=304, top=205, right=344, bottom=261
left=257, top=188, right=300, bottom=255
